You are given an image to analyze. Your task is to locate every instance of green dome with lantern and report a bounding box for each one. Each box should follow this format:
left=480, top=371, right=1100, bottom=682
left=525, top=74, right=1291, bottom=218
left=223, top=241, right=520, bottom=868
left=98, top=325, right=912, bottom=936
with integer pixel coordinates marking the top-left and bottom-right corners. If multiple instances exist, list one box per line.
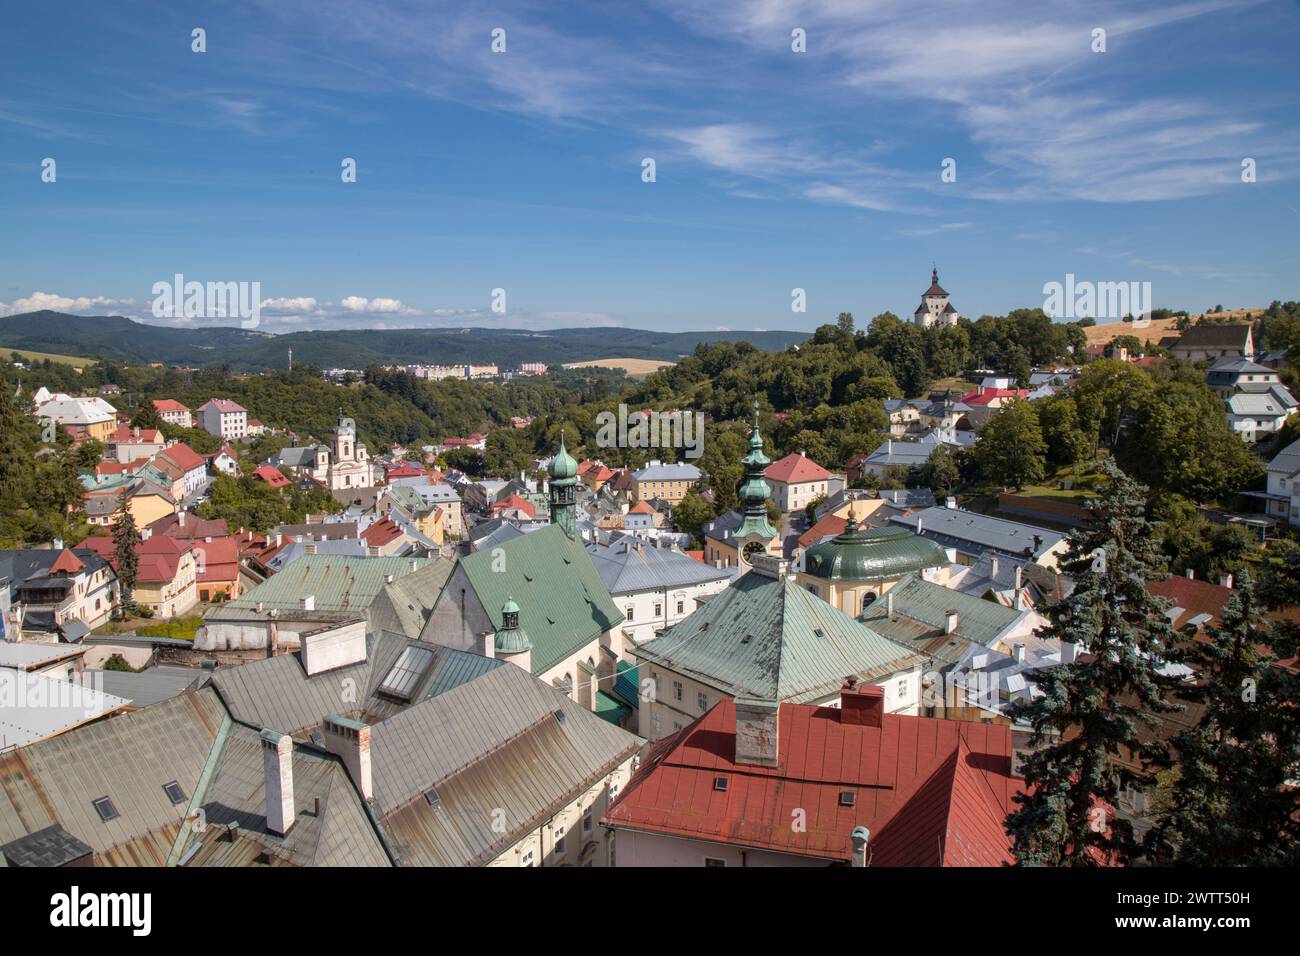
left=494, top=596, right=533, bottom=654
left=803, top=514, right=947, bottom=582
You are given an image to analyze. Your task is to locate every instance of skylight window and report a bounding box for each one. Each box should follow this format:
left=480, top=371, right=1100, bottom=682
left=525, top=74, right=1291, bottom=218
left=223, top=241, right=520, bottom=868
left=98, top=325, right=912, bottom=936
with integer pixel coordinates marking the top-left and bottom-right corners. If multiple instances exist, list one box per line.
left=93, top=796, right=119, bottom=822
left=378, top=645, right=435, bottom=701
left=839, top=791, right=856, bottom=807
left=162, top=781, right=187, bottom=805
left=713, top=776, right=729, bottom=792
left=424, top=787, right=440, bottom=809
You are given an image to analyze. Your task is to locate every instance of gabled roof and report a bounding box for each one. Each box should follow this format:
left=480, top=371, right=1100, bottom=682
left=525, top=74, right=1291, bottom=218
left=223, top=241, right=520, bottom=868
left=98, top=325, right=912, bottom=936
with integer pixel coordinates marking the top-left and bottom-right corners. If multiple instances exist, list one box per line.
left=361, top=515, right=406, bottom=547
left=206, top=555, right=438, bottom=624
left=603, top=697, right=1020, bottom=865
left=889, top=507, right=1063, bottom=558
left=197, top=398, right=247, bottom=413
left=1171, top=323, right=1252, bottom=349
left=1269, top=438, right=1300, bottom=476
left=631, top=462, right=702, bottom=482
left=634, top=570, right=924, bottom=703
left=371, top=664, right=639, bottom=866
left=251, top=465, right=289, bottom=488
left=151, top=398, right=190, bottom=413
left=861, top=574, right=1025, bottom=657
left=439, top=524, right=623, bottom=675
left=764, top=452, right=832, bottom=485
left=586, top=539, right=731, bottom=596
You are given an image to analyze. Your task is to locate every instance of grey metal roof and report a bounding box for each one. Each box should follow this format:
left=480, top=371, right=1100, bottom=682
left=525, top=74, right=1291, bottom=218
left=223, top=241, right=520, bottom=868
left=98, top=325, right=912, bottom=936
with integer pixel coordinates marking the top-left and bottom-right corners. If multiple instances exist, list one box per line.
left=1269, top=438, right=1300, bottom=476
left=210, top=630, right=502, bottom=736
left=97, top=665, right=208, bottom=709
left=0, top=642, right=87, bottom=671
left=0, top=688, right=228, bottom=865
left=0, top=670, right=132, bottom=749
left=371, top=663, right=640, bottom=866
left=367, top=562, right=452, bottom=637
left=585, top=539, right=730, bottom=595
left=889, top=507, right=1063, bottom=558
left=182, top=722, right=390, bottom=867
left=631, top=462, right=702, bottom=482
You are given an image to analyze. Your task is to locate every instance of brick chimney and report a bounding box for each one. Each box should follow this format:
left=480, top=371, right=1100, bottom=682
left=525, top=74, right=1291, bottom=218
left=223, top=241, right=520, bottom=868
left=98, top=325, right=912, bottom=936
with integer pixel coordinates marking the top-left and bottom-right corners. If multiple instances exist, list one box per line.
left=322, top=715, right=373, bottom=800
left=734, top=697, right=779, bottom=767
left=261, top=730, right=295, bottom=835
left=840, top=676, right=884, bottom=728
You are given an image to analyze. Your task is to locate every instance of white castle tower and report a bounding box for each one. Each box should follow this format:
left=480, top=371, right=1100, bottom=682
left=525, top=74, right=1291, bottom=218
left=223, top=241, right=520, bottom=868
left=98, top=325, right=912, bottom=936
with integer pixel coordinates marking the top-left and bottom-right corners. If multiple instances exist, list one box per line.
left=913, top=266, right=959, bottom=329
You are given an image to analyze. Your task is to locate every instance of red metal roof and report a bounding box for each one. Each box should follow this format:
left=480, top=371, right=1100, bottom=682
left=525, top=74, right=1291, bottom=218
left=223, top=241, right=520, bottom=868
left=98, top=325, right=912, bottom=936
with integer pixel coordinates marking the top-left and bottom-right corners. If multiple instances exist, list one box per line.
left=797, top=513, right=848, bottom=550
left=157, top=442, right=205, bottom=473
left=603, top=697, right=1022, bottom=866
left=151, top=398, right=189, bottom=412
left=362, top=516, right=405, bottom=547
left=491, top=494, right=536, bottom=517
left=765, top=452, right=832, bottom=485
left=251, top=465, right=289, bottom=488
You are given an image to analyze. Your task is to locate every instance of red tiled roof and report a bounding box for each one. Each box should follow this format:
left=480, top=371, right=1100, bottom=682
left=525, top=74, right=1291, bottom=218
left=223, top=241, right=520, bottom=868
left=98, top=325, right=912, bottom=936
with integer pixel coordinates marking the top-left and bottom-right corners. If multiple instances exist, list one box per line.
left=49, top=549, right=85, bottom=575
left=1148, top=575, right=1232, bottom=630
left=195, top=537, right=240, bottom=582
left=157, top=442, right=205, bottom=473
left=384, top=462, right=425, bottom=479
left=133, top=536, right=192, bottom=584
left=959, top=388, right=1031, bottom=407
left=197, top=398, right=246, bottom=413
left=146, top=512, right=229, bottom=540
left=251, top=465, right=289, bottom=488
left=603, top=697, right=1022, bottom=866
left=765, top=452, right=832, bottom=485
left=151, top=399, right=189, bottom=413
left=797, top=513, right=848, bottom=550
left=107, top=425, right=163, bottom=444
left=629, top=500, right=656, bottom=515
left=490, top=494, right=535, bottom=518
left=362, top=516, right=405, bottom=547
left=685, top=549, right=706, bottom=564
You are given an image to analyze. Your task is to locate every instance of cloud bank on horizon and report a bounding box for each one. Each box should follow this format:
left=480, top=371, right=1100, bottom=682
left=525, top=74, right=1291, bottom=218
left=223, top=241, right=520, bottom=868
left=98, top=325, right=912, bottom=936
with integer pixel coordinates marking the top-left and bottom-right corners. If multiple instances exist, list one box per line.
left=1, top=0, right=1297, bottom=332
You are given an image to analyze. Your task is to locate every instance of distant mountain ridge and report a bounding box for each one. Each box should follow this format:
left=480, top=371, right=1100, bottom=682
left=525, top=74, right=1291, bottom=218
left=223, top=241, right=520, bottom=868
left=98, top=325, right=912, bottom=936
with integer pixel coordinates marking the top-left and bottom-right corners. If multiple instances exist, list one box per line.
left=0, top=311, right=809, bottom=371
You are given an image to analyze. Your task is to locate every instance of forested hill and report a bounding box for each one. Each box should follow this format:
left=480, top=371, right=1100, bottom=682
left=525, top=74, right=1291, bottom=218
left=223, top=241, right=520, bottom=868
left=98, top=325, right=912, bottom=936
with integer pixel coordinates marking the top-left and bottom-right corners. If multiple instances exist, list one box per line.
left=0, top=311, right=809, bottom=370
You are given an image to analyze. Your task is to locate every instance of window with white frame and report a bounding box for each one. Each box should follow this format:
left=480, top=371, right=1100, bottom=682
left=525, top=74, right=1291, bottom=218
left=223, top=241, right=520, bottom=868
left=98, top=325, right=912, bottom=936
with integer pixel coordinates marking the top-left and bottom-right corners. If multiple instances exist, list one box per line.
left=521, top=848, right=535, bottom=867
left=897, top=678, right=908, bottom=699
left=555, top=824, right=566, bottom=856
left=673, top=681, right=683, bottom=701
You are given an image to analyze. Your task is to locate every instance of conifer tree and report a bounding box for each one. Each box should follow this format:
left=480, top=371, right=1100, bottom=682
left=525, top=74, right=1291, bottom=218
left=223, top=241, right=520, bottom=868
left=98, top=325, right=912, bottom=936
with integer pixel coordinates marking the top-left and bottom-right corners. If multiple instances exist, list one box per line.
left=111, top=489, right=139, bottom=614
left=1006, top=459, right=1178, bottom=865
left=1148, top=572, right=1300, bottom=864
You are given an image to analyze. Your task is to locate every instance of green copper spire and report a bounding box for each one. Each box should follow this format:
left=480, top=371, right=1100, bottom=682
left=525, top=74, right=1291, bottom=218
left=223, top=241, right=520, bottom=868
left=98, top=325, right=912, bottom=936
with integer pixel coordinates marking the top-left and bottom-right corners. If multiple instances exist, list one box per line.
left=548, top=430, right=578, bottom=539
left=735, top=401, right=777, bottom=540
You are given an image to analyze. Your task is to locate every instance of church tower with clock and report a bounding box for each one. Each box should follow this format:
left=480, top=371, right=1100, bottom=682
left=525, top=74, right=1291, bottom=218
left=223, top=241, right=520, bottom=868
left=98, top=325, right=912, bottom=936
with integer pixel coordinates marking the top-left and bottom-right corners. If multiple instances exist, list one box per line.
left=733, top=403, right=783, bottom=568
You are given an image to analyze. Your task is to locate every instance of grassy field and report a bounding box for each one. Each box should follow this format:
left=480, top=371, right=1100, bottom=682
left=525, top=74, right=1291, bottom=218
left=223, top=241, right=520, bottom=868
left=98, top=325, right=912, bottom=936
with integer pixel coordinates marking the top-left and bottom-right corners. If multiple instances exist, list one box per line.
left=564, top=357, right=675, bottom=377
left=4, top=346, right=97, bottom=367
left=1082, top=308, right=1264, bottom=350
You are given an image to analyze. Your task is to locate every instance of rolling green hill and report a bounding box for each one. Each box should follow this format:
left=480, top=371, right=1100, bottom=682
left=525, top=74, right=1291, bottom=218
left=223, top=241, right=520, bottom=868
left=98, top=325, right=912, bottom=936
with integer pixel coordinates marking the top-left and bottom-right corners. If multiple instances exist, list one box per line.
left=0, top=311, right=809, bottom=371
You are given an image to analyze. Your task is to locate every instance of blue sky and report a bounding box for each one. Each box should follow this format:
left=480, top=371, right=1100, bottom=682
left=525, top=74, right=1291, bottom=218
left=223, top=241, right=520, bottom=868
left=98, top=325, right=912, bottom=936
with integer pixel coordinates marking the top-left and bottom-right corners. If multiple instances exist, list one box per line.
left=1, top=0, right=1298, bottom=333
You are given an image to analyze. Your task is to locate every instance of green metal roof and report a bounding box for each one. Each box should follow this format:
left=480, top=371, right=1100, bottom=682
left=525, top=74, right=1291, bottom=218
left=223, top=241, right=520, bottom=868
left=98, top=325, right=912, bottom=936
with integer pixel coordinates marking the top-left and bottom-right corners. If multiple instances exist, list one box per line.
left=634, top=569, right=925, bottom=704
left=860, top=573, right=1023, bottom=657
left=204, top=555, right=434, bottom=623
left=458, top=523, right=623, bottom=676
left=803, top=520, right=947, bottom=582
left=594, top=690, right=632, bottom=725
left=548, top=434, right=578, bottom=481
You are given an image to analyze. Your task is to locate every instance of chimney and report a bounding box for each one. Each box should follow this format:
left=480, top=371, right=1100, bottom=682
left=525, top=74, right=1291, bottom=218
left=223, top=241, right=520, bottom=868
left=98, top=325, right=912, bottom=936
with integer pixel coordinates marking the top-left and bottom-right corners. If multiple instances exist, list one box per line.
left=256, top=601, right=265, bottom=613
left=1012, top=643, right=1025, bottom=663
left=1219, top=573, right=1234, bottom=589
left=261, top=730, right=294, bottom=835
left=178, top=510, right=185, bottom=527
left=1185, top=568, right=1195, bottom=580
left=1060, top=641, right=1079, bottom=664
left=734, top=697, right=780, bottom=767
left=840, top=677, right=885, bottom=728
left=989, top=554, right=999, bottom=579
left=384, top=574, right=394, bottom=585
left=409, top=560, right=418, bottom=573
left=915, top=517, right=924, bottom=535
left=945, top=609, right=959, bottom=634
left=1014, top=565, right=1023, bottom=592
left=850, top=826, right=871, bottom=867
left=321, top=716, right=373, bottom=801
left=300, top=594, right=315, bottom=611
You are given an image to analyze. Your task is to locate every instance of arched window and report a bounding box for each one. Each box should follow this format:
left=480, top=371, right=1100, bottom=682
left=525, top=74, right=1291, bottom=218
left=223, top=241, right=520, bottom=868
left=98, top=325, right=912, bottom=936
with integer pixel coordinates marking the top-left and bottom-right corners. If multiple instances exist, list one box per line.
left=862, top=592, right=877, bottom=614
